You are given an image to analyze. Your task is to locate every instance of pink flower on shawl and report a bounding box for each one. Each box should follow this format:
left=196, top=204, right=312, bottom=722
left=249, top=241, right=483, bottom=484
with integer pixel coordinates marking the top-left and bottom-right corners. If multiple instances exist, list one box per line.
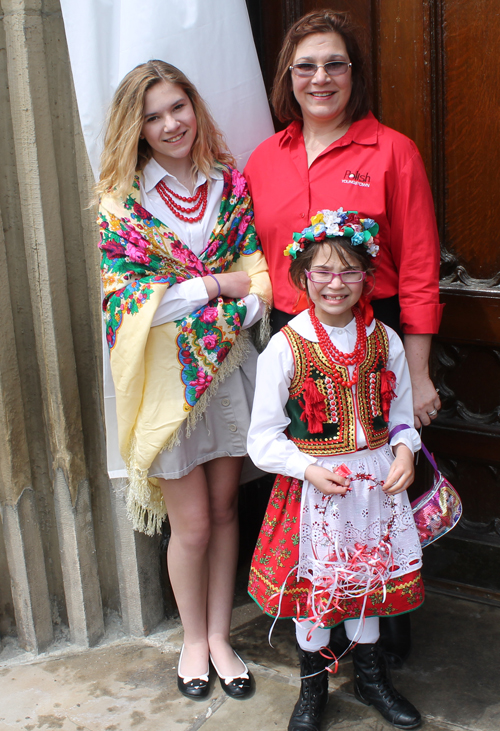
left=133, top=202, right=151, bottom=219
left=238, top=213, right=252, bottom=235
left=231, top=168, right=247, bottom=199
left=203, top=333, right=218, bottom=350
left=172, top=241, right=206, bottom=275
left=171, top=241, right=189, bottom=265
left=125, top=243, right=150, bottom=264
left=217, top=346, right=229, bottom=363
left=188, top=252, right=207, bottom=274
left=123, top=228, right=149, bottom=249
left=205, top=241, right=219, bottom=258
left=200, top=307, right=219, bottom=324
left=190, top=368, right=213, bottom=399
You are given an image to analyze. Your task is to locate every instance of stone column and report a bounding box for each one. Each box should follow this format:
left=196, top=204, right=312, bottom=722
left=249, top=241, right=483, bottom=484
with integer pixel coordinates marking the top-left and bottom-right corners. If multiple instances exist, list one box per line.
left=0, top=209, right=53, bottom=653
left=109, top=479, right=164, bottom=637
left=2, top=0, right=104, bottom=647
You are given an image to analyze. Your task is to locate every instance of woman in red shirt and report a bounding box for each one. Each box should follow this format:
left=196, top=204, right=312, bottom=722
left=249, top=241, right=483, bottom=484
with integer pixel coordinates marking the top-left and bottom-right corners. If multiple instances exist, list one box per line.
left=245, top=9, right=443, bottom=429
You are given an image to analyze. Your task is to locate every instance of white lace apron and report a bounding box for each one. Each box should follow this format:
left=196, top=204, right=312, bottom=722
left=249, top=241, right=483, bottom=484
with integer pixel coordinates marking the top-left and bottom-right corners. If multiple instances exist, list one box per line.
left=298, top=444, right=422, bottom=586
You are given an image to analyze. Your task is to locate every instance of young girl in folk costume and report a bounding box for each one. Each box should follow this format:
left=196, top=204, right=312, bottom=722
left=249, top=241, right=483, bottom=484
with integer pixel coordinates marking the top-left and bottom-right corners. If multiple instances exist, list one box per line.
left=247, top=209, right=423, bottom=731
left=97, top=61, right=271, bottom=700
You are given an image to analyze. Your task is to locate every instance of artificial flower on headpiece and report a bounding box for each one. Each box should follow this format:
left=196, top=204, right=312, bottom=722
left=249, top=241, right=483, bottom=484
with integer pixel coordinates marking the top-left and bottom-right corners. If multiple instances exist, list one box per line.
left=283, top=240, right=305, bottom=259
left=284, top=208, right=380, bottom=258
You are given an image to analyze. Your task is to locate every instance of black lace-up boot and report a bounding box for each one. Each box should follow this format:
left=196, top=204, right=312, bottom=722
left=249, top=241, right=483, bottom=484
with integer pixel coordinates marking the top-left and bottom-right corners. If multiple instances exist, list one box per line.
left=288, top=645, right=329, bottom=731
left=352, top=642, right=421, bottom=729
left=379, top=614, right=412, bottom=668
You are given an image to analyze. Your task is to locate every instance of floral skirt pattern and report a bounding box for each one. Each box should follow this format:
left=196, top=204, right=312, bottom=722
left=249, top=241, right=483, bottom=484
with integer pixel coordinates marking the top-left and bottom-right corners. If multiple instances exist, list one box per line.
left=248, top=474, right=425, bottom=627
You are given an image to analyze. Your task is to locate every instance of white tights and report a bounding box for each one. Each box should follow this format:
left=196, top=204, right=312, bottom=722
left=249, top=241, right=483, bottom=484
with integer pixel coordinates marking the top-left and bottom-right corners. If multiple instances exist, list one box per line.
left=295, top=616, right=380, bottom=652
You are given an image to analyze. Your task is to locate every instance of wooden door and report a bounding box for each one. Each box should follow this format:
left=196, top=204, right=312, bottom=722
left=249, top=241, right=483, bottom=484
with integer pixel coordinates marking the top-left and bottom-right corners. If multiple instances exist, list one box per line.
left=246, top=0, right=500, bottom=605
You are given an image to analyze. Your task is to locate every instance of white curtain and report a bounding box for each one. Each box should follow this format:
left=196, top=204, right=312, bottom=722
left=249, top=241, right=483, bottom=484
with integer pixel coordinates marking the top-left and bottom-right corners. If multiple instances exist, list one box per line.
left=60, top=0, right=274, bottom=476
left=60, top=0, right=274, bottom=176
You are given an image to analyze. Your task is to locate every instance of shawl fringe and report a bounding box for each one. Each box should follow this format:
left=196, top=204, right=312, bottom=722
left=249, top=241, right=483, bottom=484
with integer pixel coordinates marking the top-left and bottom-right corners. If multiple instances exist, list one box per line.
left=124, top=330, right=251, bottom=535
left=256, top=305, right=271, bottom=351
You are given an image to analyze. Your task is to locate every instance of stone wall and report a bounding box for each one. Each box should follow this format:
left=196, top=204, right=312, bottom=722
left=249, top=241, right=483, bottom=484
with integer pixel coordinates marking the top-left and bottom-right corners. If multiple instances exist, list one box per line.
left=0, top=0, right=164, bottom=653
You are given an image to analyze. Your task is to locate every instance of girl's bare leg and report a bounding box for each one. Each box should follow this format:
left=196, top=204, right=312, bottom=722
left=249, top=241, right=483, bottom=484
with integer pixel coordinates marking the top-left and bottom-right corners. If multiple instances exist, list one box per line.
left=160, top=456, right=245, bottom=678
left=204, top=456, right=247, bottom=676
left=159, top=467, right=211, bottom=678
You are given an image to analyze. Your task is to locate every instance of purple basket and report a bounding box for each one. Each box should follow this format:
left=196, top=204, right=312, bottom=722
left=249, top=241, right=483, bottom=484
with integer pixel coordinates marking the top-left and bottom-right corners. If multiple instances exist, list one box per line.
left=411, top=470, right=462, bottom=548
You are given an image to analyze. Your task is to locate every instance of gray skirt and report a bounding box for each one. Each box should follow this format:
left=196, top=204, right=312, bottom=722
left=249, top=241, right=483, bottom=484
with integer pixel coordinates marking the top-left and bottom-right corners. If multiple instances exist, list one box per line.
left=148, top=343, right=259, bottom=481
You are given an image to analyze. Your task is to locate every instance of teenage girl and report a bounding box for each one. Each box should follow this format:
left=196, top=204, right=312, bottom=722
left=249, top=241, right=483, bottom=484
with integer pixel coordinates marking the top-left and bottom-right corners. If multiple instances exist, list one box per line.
left=247, top=209, right=423, bottom=730
left=97, top=60, right=271, bottom=699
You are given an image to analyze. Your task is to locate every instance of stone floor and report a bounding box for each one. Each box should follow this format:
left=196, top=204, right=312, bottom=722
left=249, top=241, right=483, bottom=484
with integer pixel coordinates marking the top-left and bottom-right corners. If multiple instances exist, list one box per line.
left=0, top=589, right=499, bottom=731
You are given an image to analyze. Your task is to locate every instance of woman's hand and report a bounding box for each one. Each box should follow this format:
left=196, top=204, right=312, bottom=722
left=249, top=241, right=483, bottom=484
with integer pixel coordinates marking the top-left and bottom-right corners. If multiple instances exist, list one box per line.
left=383, top=444, right=414, bottom=494
left=304, top=464, right=350, bottom=496
left=203, top=272, right=251, bottom=300
left=411, top=373, right=441, bottom=428
left=404, top=334, right=441, bottom=428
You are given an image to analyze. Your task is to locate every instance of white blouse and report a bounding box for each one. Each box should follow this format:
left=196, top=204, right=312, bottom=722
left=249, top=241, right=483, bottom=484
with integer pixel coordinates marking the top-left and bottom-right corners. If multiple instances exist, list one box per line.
left=141, top=157, right=264, bottom=328
left=247, top=310, right=421, bottom=480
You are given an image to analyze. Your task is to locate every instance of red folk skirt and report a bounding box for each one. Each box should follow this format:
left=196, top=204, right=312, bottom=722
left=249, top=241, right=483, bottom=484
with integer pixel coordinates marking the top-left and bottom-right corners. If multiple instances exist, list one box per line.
left=248, top=474, right=425, bottom=627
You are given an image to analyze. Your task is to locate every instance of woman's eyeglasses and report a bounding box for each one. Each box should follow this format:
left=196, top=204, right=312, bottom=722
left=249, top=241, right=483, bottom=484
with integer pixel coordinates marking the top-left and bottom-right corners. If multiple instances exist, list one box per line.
left=305, top=270, right=366, bottom=284
left=289, top=61, right=352, bottom=78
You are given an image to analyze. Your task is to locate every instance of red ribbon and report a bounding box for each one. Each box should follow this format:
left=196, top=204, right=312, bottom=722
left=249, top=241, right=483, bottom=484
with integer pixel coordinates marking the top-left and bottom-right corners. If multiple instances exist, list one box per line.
left=357, top=293, right=374, bottom=326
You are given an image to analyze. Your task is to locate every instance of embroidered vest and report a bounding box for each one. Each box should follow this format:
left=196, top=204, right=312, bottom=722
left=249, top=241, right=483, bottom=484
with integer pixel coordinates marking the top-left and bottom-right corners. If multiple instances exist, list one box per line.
left=283, top=321, right=390, bottom=456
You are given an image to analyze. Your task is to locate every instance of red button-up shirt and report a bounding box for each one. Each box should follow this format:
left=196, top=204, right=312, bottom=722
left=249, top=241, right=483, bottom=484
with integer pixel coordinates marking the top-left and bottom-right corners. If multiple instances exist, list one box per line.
left=244, top=112, right=443, bottom=334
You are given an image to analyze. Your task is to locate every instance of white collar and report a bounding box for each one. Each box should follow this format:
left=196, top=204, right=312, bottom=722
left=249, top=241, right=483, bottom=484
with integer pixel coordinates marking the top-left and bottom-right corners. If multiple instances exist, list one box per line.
left=142, top=156, right=223, bottom=194
left=286, top=308, right=376, bottom=341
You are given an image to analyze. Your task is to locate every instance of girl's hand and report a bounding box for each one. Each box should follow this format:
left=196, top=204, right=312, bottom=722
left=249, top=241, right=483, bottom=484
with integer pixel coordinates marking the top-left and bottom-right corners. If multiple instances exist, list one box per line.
left=204, top=272, right=251, bottom=300
left=304, top=464, right=350, bottom=496
left=383, top=444, right=415, bottom=494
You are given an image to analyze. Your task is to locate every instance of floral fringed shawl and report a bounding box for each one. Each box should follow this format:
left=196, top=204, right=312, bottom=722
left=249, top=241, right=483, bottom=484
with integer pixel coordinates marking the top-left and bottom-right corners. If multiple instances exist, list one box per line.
left=99, top=165, right=272, bottom=535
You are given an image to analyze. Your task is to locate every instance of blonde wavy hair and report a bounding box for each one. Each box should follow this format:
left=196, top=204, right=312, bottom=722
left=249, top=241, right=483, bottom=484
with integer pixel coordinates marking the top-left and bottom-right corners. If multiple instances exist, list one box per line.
left=96, top=60, right=235, bottom=198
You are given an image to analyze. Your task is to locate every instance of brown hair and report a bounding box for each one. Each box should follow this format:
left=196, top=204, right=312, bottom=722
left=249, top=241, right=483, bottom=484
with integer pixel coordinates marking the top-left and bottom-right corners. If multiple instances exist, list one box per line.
left=271, top=10, right=370, bottom=125
left=289, top=238, right=376, bottom=295
left=96, top=60, right=235, bottom=198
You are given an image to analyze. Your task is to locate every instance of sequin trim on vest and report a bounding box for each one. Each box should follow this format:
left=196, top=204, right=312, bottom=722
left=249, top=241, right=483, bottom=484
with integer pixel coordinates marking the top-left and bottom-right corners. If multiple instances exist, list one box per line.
left=282, top=320, right=390, bottom=455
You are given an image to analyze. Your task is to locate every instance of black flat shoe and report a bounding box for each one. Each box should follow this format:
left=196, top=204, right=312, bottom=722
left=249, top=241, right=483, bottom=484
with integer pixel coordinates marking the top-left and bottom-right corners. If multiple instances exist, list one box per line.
left=177, top=645, right=210, bottom=700
left=210, top=651, right=252, bottom=698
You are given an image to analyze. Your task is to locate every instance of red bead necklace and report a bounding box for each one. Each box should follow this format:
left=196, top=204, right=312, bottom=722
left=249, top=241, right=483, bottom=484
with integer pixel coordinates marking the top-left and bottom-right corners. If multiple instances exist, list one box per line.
left=156, top=179, right=208, bottom=223
left=309, top=304, right=367, bottom=388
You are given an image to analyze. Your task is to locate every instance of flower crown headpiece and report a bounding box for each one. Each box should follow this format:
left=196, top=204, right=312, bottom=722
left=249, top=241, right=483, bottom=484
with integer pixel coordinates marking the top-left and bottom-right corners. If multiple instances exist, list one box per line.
left=284, top=208, right=380, bottom=260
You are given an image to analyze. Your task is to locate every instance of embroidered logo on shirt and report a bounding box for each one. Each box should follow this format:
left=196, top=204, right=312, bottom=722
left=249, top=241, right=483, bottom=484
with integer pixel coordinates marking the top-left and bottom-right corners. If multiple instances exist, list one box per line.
left=342, top=169, right=371, bottom=187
